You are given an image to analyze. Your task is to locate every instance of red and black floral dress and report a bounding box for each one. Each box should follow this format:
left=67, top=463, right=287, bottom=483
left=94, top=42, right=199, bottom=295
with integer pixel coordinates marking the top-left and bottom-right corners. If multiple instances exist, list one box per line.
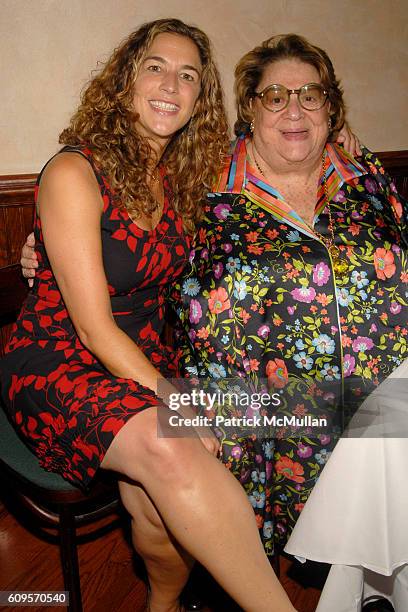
left=0, top=147, right=190, bottom=487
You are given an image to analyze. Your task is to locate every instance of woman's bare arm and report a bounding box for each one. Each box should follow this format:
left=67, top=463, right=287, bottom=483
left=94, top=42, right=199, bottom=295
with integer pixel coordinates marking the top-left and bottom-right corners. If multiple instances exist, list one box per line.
left=38, top=153, right=166, bottom=394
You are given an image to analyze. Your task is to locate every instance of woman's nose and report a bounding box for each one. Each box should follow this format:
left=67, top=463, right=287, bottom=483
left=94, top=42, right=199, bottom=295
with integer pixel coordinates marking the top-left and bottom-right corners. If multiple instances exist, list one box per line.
left=160, top=71, right=178, bottom=94
left=285, top=93, right=303, bottom=119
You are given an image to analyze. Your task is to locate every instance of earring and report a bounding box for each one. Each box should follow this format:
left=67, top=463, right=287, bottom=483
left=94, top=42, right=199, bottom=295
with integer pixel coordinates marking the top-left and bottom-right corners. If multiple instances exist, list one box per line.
left=250, top=119, right=254, bottom=133
left=328, top=117, right=332, bottom=130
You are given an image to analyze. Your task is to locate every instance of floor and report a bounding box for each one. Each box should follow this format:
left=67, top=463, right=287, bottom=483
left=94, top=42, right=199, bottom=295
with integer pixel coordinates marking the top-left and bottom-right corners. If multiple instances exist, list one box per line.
left=0, top=494, right=323, bottom=611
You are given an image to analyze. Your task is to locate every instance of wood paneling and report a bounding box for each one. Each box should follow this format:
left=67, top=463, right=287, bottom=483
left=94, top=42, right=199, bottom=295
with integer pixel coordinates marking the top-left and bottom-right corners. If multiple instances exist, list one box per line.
left=0, top=175, right=35, bottom=354
left=376, top=150, right=408, bottom=199
left=0, top=174, right=36, bottom=268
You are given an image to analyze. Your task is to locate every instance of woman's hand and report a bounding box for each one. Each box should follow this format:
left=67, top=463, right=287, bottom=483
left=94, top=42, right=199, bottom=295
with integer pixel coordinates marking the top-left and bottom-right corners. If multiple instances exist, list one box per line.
left=195, top=426, right=221, bottom=456
left=21, top=232, right=38, bottom=287
left=163, top=394, right=220, bottom=457
left=336, top=124, right=362, bottom=157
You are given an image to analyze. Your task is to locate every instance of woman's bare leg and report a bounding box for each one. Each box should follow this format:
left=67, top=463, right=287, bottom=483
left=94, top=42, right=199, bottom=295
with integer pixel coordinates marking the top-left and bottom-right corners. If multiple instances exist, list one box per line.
left=102, top=407, right=295, bottom=612
left=119, top=480, right=193, bottom=612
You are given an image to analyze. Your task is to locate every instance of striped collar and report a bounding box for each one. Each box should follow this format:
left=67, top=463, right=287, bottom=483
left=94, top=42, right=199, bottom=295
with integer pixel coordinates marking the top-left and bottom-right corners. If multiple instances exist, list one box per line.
left=214, top=135, right=366, bottom=196
left=212, top=136, right=367, bottom=234
left=317, top=142, right=367, bottom=212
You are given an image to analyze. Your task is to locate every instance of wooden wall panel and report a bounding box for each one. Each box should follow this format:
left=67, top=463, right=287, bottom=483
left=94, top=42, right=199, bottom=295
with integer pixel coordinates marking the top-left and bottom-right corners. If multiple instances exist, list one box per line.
left=0, top=175, right=36, bottom=354
left=0, top=174, right=36, bottom=268
left=0, top=208, right=7, bottom=268
left=376, top=151, right=408, bottom=200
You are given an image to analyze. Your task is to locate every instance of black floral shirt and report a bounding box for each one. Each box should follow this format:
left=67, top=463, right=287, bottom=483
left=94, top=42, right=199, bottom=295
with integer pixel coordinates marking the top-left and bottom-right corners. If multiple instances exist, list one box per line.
left=176, top=137, right=407, bottom=551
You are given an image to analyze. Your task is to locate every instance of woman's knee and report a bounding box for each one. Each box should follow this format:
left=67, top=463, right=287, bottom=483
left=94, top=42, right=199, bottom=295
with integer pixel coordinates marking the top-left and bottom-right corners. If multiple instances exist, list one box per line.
left=119, top=481, right=164, bottom=530
left=119, top=482, right=180, bottom=562
left=141, top=429, right=199, bottom=487
left=101, top=407, right=200, bottom=485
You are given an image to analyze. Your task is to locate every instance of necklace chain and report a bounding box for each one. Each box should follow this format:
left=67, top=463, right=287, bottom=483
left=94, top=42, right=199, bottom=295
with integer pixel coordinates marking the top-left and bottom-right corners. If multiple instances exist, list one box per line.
left=250, top=141, right=348, bottom=278
left=149, top=167, right=160, bottom=184
left=319, top=152, right=348, bottom=277
left=251, top=142, right=265, bottom=177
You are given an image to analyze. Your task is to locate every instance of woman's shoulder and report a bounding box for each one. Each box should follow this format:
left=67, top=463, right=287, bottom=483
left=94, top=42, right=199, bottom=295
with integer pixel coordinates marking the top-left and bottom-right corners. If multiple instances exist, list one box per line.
left=357, top=145, right=389, bottom=177
left=36, top=148, right=104, bottom=216
left=351, top=145, right=407, bottom=231
left=38, top=148, right=98, bottom=192
left=38, top=145, right=89, bottom=176
left=329, top=143, right=404, bottom=207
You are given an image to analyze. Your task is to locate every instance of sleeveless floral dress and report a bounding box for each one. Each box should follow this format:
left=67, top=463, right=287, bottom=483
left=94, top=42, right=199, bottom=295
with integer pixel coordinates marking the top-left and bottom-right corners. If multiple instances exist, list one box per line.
left=0, top=147, right=190, bottom=487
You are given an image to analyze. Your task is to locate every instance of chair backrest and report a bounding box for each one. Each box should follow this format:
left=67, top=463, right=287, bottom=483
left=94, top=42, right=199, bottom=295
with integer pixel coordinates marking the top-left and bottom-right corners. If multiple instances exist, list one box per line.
left=0, top=174, right=36, bottom=356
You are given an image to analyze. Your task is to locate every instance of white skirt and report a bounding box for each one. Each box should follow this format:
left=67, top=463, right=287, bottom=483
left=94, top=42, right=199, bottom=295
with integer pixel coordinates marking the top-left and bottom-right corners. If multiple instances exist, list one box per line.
left=285, top=360, right=408, bottom=611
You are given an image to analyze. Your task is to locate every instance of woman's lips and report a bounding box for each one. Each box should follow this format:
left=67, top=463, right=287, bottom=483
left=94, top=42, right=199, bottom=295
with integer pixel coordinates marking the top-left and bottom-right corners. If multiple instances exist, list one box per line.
left=281, top=129, right=308, bottom=140
left=149, top=100, right=179, bottom=115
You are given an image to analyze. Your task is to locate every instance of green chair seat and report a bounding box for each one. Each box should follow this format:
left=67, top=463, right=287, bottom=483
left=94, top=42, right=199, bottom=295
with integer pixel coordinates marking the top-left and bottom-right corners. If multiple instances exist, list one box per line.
left=0, top=405, right=78, bottom=491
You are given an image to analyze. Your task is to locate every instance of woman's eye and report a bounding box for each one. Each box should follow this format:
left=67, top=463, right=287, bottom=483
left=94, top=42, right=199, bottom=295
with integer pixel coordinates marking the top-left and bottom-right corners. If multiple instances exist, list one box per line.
left=267, top=96, right=284, bottom=105
left=147, top=64, right=161, bottom=72
left=180, top=72, right=195, bottom=82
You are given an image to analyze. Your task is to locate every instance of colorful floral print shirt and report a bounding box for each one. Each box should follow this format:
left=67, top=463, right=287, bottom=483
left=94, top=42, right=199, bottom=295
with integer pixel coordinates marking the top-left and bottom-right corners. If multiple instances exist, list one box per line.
left=175, top=136, right=407, bottom=552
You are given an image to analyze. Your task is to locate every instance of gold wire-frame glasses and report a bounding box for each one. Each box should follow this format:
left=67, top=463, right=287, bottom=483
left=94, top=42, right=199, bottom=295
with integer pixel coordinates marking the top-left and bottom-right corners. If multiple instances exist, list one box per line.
left=254, top=83, right=329, bottom=112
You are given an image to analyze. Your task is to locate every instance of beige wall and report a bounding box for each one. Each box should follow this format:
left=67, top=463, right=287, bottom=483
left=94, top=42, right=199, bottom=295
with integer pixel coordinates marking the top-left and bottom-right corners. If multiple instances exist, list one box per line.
left=1, top=0, right=407, bottom=174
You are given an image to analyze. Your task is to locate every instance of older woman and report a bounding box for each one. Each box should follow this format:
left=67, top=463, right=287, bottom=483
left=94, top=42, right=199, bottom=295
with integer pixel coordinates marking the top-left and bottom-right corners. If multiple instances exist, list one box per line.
left=177, top=34, right=407, bottom=555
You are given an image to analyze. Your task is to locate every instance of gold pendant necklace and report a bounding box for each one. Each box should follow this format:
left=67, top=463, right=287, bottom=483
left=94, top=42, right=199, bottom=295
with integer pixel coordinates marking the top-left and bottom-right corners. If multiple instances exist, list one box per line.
left=320, top=152, right=348, bottom=278
left=250, top=141, right=348, bottom=278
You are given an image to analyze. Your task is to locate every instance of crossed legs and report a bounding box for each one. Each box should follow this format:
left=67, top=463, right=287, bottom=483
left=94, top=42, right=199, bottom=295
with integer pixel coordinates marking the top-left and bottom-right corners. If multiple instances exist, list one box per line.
left=101, top=406, right=295, bottom=612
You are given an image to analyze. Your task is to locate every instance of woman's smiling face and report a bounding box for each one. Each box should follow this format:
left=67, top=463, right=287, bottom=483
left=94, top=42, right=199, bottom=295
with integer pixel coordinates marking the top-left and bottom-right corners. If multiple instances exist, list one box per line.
left=132, top=32, right=202, bottom=153
left=252, top=58, right=331, bottom=167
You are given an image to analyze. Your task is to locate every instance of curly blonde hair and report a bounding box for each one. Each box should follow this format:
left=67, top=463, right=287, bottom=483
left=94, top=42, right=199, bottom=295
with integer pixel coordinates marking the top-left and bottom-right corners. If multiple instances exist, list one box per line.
left=234, top=34, right=346, bottom=138
left=60, top=18, right=229, bottom=234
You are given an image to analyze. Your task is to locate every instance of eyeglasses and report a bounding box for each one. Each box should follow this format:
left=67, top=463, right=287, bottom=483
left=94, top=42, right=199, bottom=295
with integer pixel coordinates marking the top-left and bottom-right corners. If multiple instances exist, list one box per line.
left=253, top=83, right=329, bottom=112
